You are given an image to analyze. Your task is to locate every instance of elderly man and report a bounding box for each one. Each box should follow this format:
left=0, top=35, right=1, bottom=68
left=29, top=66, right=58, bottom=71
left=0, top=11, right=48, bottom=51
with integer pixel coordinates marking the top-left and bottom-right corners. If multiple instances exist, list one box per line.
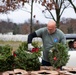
left=27, top=20, right=66, bottom=66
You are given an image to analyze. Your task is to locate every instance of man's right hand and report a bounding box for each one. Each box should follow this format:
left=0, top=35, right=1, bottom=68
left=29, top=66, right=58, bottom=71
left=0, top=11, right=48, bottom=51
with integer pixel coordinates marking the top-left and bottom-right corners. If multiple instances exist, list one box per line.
left=28, top=43, right=34, bottom=51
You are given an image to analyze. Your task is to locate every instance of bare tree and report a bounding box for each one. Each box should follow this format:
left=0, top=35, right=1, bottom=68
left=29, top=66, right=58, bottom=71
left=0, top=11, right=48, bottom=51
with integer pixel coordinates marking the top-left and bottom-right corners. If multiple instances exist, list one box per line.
left=0, top=0, right=75, bottom=29
left=68, top=0, right=76, bottom=13
left=0, top=0, right=27, bottom=13
left=0, top=0, right=34, bottom=33
left=36, top=0, right=75, bottom=28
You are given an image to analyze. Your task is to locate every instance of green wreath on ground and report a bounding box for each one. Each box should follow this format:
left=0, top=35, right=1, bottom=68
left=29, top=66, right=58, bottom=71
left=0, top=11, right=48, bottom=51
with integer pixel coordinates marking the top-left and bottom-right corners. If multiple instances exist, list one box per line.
left=14, top=42, right=42, bottom=71
left=49, top=43, right=70, bottom=69
left=0, top=42, right=42, bottom=71
left=0, top=45, right=14, bottom=72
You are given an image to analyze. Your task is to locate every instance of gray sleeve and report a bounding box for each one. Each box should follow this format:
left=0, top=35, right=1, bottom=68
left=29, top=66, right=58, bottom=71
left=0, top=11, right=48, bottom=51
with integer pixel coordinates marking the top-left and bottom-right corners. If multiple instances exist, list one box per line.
left=60, top=33, right=66, bottom=44
left=61, top=35, right=66, bottom=44
left=57, top=29, right=66, bottom=44
left=35, top=28, right=45, bottom=37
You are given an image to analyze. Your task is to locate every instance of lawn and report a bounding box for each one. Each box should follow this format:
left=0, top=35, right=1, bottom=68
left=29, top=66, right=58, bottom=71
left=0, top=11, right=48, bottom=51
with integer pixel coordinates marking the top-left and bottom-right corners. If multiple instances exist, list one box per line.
left=0, top=41, right=23, bottom=51
left=0, top=41, right=43, bottom=51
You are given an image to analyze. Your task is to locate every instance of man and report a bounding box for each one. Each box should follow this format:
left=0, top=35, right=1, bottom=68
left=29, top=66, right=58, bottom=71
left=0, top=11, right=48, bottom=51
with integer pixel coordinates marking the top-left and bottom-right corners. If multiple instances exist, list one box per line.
left=27, top=20, right=66, bottom=66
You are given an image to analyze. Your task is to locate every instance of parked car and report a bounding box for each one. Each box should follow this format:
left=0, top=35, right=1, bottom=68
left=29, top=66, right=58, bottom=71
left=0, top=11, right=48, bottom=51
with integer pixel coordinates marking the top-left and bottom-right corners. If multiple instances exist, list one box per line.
left=65, top=34, right=76, bottom=67
left=65, top=34, right=76, bottom=40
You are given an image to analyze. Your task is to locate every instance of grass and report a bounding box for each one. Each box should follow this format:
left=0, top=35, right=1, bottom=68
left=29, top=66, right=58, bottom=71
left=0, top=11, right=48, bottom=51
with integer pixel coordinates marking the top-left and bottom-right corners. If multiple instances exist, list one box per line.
left=0, top=41, right=23, bottom=51
left=0, top=40, right=43, bottom=51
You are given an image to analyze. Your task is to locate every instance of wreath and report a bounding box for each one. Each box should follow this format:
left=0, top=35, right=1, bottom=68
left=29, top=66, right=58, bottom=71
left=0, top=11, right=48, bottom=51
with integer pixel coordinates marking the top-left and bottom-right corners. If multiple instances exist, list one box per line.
left=0, top=45, right=14, bottom=71
left=0, top=42, right=42, bottom=71
left=49, top=43, right=70, bottom=69
left=14, top=42, right=42, bottom=71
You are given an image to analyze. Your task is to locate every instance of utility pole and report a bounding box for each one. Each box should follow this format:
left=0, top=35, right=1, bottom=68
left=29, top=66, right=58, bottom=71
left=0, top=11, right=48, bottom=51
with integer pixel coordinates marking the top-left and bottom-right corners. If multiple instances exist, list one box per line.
left=30, top=0, right=33, bottom=33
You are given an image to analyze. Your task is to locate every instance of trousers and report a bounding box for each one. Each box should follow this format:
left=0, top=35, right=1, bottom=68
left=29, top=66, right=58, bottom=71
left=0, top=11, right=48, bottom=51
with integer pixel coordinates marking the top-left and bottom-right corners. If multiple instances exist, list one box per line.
left=41, top=60, right=51, bottom=66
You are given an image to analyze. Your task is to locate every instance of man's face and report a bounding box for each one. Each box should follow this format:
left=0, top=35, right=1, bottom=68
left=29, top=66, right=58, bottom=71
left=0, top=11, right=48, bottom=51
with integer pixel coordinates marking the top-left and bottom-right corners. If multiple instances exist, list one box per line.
left=47, top=20, right=56, bottom=34
left=47, top=26, right=56, bottom=34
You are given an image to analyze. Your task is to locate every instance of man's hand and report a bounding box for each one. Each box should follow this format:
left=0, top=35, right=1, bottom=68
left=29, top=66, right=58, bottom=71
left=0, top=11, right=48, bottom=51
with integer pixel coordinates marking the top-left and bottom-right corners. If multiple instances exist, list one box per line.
left=28, top=43, right=34, bottom=51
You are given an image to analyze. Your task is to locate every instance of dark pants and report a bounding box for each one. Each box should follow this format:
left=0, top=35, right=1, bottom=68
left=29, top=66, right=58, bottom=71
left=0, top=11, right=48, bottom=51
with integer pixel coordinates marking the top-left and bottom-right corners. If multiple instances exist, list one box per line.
left=41, top=60, right=51, bottom=66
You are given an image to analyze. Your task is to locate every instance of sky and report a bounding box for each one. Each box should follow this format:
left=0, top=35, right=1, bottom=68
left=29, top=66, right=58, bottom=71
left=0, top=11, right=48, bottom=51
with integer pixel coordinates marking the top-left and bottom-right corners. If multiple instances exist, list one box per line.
left=0, top=1, right=76, bottom=24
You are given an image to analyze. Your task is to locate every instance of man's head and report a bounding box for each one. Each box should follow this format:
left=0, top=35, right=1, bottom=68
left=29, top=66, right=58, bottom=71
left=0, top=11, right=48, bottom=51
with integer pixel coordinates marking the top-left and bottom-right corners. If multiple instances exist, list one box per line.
left=47, top=20, right=56, bottom=34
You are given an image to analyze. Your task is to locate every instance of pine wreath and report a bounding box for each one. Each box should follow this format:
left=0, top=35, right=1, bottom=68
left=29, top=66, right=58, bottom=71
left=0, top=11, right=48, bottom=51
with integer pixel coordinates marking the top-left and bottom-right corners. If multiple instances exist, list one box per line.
left=14, top=42, right=42, bottom=71
left=49, top=43, right=70, bottom=69
left=0, top=45, right=14, bottom=71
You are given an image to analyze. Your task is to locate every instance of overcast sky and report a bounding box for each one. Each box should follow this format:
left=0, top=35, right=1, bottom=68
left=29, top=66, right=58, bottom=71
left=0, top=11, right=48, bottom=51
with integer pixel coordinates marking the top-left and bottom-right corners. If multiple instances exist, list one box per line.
left=0, top=2, right=76, bottom=24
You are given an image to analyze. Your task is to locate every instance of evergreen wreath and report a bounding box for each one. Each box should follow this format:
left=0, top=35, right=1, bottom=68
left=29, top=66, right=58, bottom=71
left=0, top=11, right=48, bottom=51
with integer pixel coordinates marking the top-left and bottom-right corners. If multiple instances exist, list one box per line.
left=0, top=45, right=14, bottom=72
left=49, top=43, right=70, bottom=69
left=14, top=42, right=42, bottom=71
left=0, top=42, right=42, bottom=71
